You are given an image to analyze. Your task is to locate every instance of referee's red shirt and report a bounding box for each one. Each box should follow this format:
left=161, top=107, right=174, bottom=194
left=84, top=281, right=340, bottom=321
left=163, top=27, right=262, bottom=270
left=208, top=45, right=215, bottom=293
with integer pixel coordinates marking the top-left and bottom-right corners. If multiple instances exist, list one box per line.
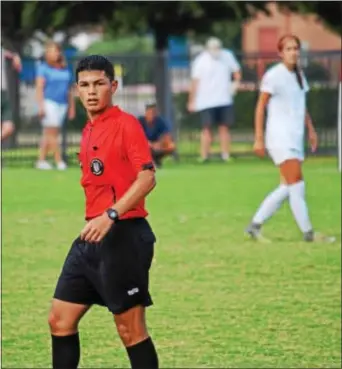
left=78, top=106, right=154, bottom=220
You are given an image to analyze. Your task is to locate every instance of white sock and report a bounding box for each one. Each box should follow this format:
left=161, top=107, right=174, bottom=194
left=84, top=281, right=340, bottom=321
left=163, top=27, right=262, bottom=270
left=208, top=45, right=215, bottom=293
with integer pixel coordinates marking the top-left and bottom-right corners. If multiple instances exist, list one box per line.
left=252, top=184, right=289, bottom=224
left=288, top=181, right=313, bottom=233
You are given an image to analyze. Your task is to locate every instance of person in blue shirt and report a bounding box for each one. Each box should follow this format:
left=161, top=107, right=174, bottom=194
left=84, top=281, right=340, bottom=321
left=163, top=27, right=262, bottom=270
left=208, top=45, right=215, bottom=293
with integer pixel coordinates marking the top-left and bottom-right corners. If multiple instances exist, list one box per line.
left=138, top=102, right=175, bottom=167
left=35, top=42, right=75, bottom=170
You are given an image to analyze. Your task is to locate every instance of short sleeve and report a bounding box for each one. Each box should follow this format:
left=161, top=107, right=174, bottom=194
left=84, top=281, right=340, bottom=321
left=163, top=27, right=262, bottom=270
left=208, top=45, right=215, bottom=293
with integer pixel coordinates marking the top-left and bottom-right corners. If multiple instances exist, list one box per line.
left=225, top=50, right=240, bottom=73
left=260, top=71, right=276, bottom=94
left=124, top=117, right=155, bottom=173
left=36, top=63, right=47, bottom=79
left=191, top=56, right=203, bottom=79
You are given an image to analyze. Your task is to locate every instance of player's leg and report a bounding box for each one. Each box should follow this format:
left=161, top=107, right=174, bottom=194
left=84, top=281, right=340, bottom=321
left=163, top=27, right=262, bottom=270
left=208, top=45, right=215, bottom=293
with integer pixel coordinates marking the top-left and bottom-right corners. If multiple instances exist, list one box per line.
left=100, top=219, right=158, bottom=368
left=50, top=238, right=104, bottom=368
left=246, top=150, right=290, bottom=240
left=49, top=126, right=67, bottom=170
left=36, top=127, right=53, bottom=169
left=279, top=158, right=315, bottom=240
left=115, top=305, right=158, bottom=369
left=52, top=103, right=67, bottom=169
left=218, top=105, right=234, bottom=161
left=37, top=101, right=56, bottom=169
left=246, top=175, right=289, bottom=240
left=199, top=108, right=213, bottom=162
left=49, top=299, right=90, bottom=369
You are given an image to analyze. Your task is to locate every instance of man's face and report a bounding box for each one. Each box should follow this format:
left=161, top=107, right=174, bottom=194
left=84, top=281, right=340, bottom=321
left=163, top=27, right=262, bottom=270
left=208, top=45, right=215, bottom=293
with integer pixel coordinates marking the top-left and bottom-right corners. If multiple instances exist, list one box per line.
left=77, top=70, right=117, bottom=114
left=145, top=106, right=157, bottom=124
left=280, top=39, right=300, bottom=67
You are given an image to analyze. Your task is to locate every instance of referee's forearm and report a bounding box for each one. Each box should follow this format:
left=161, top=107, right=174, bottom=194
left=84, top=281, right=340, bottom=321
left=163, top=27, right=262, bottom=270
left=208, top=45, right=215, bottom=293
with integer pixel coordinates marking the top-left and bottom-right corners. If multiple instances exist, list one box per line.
left=112, top=171, right=156, bottom=217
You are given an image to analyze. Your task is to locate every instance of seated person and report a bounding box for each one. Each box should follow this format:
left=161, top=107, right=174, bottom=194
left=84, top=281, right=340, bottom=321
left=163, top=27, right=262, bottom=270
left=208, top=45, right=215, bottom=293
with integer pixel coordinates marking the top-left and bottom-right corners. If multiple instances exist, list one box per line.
left=138, top=102, right=175, bottom=167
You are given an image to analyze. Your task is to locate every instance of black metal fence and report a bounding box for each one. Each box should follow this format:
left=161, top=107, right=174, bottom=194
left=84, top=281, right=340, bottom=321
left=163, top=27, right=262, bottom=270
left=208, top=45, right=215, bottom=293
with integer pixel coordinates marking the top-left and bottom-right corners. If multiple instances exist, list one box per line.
left=2, top=50, right=341, bottom=167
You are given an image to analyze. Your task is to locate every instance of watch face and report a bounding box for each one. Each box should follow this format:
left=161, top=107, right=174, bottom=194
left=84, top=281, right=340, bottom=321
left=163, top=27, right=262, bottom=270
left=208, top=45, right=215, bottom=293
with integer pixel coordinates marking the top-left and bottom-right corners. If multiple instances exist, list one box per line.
left=108, top=209, right=117, bottom=220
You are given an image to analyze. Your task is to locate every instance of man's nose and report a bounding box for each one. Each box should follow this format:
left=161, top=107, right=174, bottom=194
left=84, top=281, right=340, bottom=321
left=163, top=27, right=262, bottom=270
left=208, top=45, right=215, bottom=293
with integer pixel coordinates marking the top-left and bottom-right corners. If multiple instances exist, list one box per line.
left=88, top=85, right=96, bottom=94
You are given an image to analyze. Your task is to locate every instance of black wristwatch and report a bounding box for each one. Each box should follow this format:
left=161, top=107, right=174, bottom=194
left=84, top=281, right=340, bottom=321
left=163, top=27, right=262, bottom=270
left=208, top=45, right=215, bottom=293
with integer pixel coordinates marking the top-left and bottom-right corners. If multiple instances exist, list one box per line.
left=106, top=208, right=119, bottom=223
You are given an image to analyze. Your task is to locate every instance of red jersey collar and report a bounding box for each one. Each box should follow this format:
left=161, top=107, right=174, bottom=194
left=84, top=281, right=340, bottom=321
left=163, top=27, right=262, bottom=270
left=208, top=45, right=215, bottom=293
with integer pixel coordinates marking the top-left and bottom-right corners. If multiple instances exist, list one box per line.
left=87, top=105, right=121, bottom=125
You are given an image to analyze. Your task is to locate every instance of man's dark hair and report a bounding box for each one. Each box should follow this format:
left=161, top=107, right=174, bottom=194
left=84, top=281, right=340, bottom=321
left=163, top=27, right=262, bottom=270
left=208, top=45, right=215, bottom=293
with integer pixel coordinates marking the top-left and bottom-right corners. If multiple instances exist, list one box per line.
left=76, top=55, right=115, bottom=82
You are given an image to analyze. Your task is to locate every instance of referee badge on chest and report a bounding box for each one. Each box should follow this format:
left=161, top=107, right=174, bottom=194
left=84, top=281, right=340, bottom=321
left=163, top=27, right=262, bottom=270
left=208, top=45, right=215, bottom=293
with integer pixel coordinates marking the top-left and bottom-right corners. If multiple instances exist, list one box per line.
left=90, top=158, right=104, bottom=176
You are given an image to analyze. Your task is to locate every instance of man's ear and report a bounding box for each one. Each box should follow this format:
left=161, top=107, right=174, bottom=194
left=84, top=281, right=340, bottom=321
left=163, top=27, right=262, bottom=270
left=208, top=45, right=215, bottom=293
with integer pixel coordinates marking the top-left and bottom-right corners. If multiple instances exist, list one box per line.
left=111, top=80, right=118, bottom=94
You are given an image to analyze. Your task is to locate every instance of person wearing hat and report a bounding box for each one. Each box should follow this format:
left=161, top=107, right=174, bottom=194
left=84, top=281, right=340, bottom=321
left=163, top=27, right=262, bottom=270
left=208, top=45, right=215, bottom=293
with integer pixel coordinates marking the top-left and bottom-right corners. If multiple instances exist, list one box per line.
left=138, top=102, right=175, bottom=168
left=188, top=37, right=241, bottom=162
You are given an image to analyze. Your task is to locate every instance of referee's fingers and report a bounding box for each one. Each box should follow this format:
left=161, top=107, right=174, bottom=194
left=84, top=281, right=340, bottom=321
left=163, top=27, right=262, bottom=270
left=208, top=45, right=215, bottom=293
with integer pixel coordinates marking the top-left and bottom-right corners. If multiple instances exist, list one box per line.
left=80, top=224, right=91, bottom=240
left=84, top=228, right=98, bottom=242
left=94, top=233, right=104, bottom=244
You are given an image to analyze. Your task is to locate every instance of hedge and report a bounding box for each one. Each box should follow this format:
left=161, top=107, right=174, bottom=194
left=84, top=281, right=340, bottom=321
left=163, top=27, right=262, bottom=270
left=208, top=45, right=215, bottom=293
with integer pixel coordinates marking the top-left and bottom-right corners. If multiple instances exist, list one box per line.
left=68, top=86, right=338, bottom=131
left=173, top=86, right=339, bottom=131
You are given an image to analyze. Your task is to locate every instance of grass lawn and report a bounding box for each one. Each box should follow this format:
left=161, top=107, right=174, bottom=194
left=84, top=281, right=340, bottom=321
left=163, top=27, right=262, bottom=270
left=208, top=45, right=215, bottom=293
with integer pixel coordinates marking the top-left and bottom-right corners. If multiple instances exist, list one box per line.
left=1, top=157, right=341, bottom=368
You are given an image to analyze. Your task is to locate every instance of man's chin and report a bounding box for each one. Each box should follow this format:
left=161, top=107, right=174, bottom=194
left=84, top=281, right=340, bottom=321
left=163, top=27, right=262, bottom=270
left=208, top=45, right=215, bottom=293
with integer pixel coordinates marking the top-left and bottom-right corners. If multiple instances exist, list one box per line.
left=87, top=105, right=104, bottom=113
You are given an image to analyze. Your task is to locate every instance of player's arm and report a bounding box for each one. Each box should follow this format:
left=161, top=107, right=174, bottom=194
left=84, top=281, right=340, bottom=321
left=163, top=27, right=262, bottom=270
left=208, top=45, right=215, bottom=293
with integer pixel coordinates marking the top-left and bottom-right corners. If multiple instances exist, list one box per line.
left=111, top=119, right=156, bottom=218
left=305, top=110, right=318, bottom=152
left=229, top=51, right=242, bottom=95
left=3, top=49, right=22, bottom=72
left=36, top=72, right=46, bottom=118
left=187, top=57, right=202, bottom=112
left=254, top=92, right=271, bottom=157
left=187, top=78, right=199, bottom=112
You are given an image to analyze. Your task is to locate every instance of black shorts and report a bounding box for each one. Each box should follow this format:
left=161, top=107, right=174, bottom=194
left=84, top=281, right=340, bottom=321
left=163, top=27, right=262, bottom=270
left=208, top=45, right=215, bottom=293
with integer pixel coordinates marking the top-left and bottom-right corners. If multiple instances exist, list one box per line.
left=200, top=105, right=234, bottom=128
left=53, top=218, right=156, bottom=315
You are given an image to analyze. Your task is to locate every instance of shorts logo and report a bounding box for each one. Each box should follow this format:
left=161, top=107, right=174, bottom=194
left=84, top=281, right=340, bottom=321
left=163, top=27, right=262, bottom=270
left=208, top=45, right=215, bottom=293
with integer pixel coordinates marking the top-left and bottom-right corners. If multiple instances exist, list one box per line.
left=127, top=287, right=139, bottom=296
left=90, top=158, right=104, bottom=176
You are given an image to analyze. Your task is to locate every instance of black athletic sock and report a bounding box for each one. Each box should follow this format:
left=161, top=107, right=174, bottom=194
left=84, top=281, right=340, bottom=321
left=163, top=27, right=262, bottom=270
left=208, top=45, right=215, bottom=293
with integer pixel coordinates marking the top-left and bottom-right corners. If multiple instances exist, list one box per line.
left=52, top=333, right=80, bottom=369
left=126, top=337, right=159, bottom=369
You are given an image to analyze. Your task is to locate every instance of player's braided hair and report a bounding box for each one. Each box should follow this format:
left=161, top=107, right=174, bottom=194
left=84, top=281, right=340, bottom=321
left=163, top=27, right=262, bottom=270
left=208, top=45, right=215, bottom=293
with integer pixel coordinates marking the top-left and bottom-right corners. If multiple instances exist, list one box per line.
left=76, top=55, right=115, bottom=82
left=278, top=35, right=303, bottom=90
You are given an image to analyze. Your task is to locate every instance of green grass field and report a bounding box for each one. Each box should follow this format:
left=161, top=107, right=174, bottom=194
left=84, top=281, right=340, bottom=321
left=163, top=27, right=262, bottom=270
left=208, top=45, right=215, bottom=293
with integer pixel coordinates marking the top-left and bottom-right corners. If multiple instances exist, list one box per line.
left=2, top=158, right=341, bottom=368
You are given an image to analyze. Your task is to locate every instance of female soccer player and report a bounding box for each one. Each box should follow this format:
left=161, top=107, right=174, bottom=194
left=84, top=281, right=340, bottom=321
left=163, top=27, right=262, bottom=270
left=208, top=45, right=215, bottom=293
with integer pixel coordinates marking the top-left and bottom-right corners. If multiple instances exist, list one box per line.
left=35, top=42, right=75, bottom=170
left=246, top=35, right=335, bottom=243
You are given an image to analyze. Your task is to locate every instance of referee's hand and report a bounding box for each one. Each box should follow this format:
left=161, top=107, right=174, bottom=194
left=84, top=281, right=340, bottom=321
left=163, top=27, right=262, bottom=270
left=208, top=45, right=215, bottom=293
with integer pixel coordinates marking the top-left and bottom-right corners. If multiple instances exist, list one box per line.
left=80, top=213, right=113, bottom=243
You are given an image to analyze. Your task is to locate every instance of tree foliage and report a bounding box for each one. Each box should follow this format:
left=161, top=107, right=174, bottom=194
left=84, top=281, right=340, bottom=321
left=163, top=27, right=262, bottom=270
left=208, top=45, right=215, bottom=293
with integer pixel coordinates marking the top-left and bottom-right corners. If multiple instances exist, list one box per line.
left=2, top=1, right=340, bottom=51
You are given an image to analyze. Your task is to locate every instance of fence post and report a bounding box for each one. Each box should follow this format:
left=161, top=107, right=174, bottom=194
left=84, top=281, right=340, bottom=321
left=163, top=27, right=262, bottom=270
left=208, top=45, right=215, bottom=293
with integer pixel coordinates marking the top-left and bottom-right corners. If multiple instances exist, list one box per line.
left=61, top=117, right=68, bottom=164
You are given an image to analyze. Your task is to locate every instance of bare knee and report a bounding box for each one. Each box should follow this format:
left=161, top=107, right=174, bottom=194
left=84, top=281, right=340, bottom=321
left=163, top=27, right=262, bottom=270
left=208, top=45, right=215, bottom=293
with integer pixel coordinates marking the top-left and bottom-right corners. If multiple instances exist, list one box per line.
left=279, top=159, right=303, bottom=184
left=115, top=307, right=148, bottom=347
left=201, top=128, right=212, bottom=140
left=48, top=309, right=78, bottom=336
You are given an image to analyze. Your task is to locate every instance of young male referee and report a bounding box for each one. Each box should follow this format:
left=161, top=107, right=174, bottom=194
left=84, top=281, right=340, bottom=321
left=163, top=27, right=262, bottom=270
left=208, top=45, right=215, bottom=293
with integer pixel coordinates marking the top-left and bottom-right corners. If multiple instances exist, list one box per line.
left=48, top=55, right=159, bottom=369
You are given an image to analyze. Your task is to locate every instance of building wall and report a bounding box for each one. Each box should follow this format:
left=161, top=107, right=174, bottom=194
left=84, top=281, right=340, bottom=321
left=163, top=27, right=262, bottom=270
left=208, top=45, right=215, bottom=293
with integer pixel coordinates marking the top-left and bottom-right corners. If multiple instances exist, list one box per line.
left=243, top=2, right=341, bottom=53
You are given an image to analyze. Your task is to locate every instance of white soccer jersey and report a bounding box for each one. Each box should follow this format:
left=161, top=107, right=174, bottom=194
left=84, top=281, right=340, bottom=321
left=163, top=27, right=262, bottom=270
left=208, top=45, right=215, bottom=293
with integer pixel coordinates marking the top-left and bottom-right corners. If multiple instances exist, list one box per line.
left=191, top=49, right=240, bottom=111
left=260, top=63, right=309, bottom=152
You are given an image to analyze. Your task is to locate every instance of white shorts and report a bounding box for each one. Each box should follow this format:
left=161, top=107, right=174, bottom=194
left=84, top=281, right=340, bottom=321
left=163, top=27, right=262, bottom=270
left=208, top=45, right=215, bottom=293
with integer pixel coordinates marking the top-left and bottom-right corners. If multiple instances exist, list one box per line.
left=267, top=148, right=304, bottom=166
left=41, top=99, right=68, bottom=128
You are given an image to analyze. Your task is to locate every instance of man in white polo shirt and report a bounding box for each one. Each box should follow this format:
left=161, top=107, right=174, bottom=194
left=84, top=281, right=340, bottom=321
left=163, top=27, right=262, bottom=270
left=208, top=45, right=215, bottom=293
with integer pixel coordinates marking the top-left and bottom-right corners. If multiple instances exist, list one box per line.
left=187, top=37, right=241, bottom=162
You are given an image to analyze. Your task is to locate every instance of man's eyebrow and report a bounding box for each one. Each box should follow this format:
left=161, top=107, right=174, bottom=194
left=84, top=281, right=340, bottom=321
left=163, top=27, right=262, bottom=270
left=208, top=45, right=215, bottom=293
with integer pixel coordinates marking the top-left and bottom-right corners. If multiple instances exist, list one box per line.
left=78, top=78, right=106, bottom=84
